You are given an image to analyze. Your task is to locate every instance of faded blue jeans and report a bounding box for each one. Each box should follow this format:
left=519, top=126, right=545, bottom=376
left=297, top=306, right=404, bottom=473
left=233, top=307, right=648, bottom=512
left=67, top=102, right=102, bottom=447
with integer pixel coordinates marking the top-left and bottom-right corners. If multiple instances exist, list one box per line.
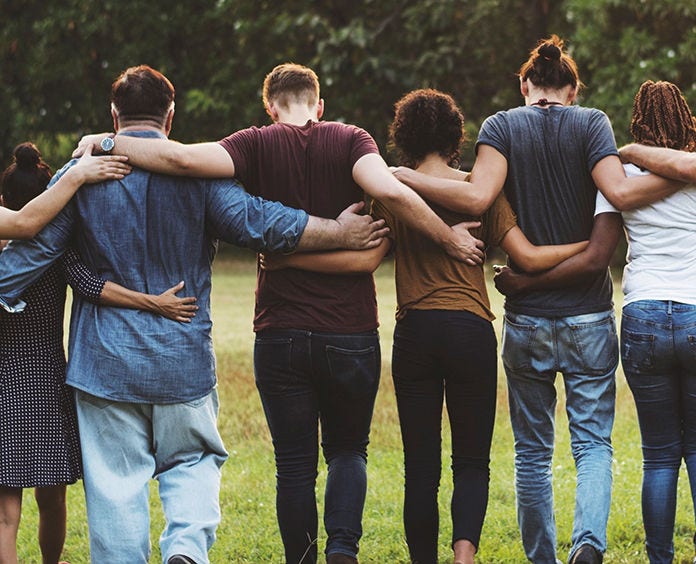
left=502, top=310, right=618, bottom=564
left=621, top=300, right=696, bottom=564
left=254, top=329, right=380, bottom=563
left=75, top=389, right=228, bottom=564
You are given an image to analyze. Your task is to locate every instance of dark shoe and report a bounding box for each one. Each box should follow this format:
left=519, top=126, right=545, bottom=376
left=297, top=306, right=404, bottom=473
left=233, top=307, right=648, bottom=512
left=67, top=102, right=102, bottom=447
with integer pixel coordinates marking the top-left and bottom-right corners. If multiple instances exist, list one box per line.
left=570, top=544, right=603, bottom=564
left=167, top=556, right=197, bottom=564
left=326, top=554, right=358, bottom=564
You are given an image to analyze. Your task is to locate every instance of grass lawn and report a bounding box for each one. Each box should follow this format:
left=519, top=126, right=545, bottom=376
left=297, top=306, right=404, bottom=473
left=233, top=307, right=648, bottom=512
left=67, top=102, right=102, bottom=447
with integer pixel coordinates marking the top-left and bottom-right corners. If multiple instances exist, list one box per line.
left=15, top=252, right=696, bottom=563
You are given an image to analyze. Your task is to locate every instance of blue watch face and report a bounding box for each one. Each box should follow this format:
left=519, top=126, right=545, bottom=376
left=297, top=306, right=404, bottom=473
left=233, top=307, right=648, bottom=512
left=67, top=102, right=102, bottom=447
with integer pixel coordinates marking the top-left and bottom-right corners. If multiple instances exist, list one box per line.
left=100, top=136, right=115, bottom=152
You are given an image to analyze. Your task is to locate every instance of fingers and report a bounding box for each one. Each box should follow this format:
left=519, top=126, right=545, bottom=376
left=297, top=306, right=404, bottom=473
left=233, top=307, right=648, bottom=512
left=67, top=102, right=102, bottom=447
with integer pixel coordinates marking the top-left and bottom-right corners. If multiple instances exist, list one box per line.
left=72, top=142, right=90, bottom=159
left=459, top=221, right=482, bottom=229
left=339, top=201, right=365, bottom=215
left=370, top=226, right=390, bottom=240
left=167, top=281, right=185, bottom=294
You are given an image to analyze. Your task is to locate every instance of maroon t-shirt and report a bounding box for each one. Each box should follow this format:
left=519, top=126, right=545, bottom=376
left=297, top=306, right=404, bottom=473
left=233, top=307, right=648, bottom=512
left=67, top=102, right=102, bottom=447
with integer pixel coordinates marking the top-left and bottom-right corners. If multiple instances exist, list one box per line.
left=219, top=120, right=380, bottom=332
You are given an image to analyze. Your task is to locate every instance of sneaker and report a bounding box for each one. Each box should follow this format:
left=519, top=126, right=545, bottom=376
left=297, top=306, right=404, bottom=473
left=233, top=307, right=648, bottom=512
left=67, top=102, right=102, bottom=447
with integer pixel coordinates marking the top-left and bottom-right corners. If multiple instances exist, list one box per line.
left=167, top=556, right=197, bottom=564
left=570, top=544, right=603, bottom=564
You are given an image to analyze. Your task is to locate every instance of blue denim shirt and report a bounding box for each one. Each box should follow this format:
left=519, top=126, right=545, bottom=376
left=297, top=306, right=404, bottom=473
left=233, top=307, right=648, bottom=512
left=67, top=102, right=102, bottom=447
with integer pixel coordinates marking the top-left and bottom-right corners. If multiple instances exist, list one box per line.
left=0, top=130, right=308, bottom=403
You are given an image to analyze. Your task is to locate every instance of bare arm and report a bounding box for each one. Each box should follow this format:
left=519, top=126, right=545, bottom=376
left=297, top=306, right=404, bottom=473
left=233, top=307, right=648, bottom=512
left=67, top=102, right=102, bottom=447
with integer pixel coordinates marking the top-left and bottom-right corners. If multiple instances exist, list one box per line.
left=0, top=146, right=130, bottom=239
left=99, top=280, right=198, bottom=322
left=74, top=133, right=235, bottom=178
left=352, top=153, right=485, bottom=264
left=619, top=143, right=696, bottom=183
left=499, top=226, right=589, bottom=273
left=494, top=212, right=623, bottom=297
left=391, top=144, right=508, bottom=216
left=260, top=239, right=391, bottom=275
left=592, top=154, right=683, bottom=211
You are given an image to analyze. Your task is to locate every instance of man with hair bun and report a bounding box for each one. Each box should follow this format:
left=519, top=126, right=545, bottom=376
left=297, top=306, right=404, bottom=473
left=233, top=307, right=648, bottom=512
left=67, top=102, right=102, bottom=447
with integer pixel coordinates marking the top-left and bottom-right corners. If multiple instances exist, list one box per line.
left=393, top=36, right=683, bottom=564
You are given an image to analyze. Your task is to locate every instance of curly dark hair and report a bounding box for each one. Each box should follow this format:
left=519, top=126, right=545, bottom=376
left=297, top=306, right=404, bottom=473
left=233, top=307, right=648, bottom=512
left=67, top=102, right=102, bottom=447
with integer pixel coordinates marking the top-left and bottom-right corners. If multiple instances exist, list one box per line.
left=630, top=80, right=696, bottom=152
left=388, top=88, right=466, bottom=169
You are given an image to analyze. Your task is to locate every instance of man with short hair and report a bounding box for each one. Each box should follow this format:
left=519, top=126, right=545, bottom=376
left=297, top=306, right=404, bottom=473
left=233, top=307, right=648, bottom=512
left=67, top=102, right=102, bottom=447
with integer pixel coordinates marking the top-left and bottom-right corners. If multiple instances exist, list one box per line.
left=0, top=65, right=385, bottom=564
left=75, top=62, right=484, bottom=564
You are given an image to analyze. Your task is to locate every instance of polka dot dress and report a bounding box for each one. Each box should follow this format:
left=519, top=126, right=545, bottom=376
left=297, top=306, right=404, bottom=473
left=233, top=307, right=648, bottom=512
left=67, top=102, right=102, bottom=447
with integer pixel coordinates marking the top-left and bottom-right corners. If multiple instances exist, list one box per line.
left=0, top=262, right=82, bottom=488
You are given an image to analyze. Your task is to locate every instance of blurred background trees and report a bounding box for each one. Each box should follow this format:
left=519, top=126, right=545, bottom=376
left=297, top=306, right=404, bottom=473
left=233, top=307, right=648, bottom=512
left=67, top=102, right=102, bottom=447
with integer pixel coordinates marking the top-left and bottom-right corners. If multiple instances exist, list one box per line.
left=2, top=0, right=696, bottom=169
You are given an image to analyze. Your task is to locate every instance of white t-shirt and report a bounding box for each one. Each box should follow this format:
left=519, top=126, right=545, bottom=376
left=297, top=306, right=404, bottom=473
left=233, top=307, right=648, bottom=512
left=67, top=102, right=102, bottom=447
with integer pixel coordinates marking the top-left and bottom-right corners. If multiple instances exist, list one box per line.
left=595, top=163, right=696, bottom=305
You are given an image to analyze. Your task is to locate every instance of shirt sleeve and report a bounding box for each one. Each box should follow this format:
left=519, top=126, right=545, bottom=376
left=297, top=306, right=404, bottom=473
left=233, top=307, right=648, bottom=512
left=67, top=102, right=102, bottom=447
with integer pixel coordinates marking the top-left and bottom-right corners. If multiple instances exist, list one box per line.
left=61, top=247, right=106, bottom=304
left=594, top=190, right=620, bottom=216
left=482, top=192, right=518, bottom=247
left=349, top=126, right=380, bottom=166
left=205, top=178, right=309, bottom=253
left=475, top=112, right=510, bottom=160
left=586, top=109, right=620, bottom=172
left=369, top=199, right=395, bottom=238
left=218, top=127, right=258, bottom=190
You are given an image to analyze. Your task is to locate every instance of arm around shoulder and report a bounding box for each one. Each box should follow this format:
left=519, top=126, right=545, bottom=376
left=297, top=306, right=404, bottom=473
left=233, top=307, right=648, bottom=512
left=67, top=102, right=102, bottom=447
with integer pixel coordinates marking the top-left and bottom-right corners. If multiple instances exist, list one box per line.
left=113, top=136, right=235, bottom=178
left=593, top=154, right=683, bottom=210
left=619, top=143, right=696, bottom=184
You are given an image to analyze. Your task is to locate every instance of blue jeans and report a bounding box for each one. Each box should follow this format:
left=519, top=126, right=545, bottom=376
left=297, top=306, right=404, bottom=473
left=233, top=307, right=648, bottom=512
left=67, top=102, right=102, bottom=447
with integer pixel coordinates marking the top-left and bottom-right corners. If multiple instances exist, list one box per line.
left=75, top=389, right=228, bottom=564
left=392, top=310, right=497, bottom=563
left=502, top=310, right=618, bottom=564
left=621, top=300, right=696, bottom=564
left=254, top=329, right=380, bottom=563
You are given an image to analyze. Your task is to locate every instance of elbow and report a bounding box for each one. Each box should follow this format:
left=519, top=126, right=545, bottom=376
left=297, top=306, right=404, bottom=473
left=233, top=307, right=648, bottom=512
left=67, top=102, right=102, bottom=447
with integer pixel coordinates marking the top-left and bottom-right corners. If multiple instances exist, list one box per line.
left=514, top=251, right=550, bottom=274
left=516, top=257, right=545, bottom=274
left=13, top=217, right=40, bottom=239
left=466, top=192, right=496, bottom=216
left=357, top=256, right=383, bottom=274
left=673, top=160, right=696, bottom=184
left=602, top=188, right=632, bottom=212
left=164, top=145, right=196, bottom=174
left=577, top=253, right=611, bottom=277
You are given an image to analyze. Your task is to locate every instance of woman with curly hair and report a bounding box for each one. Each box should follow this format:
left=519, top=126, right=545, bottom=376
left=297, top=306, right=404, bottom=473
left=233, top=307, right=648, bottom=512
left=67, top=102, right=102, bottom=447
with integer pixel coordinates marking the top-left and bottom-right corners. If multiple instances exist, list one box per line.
left=262, top=88, right=588, bottom=563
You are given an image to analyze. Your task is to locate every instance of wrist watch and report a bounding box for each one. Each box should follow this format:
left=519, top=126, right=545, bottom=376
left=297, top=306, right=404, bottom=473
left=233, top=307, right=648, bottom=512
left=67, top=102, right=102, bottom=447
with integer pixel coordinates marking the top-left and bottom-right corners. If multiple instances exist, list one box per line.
left=100, top=134, right=116, bottom=153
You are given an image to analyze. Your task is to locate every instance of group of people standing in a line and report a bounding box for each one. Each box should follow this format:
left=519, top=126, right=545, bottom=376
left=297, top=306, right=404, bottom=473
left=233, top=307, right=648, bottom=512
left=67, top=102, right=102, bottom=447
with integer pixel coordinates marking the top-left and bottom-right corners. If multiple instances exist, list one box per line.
left=0, top=32, right=694, bottom=564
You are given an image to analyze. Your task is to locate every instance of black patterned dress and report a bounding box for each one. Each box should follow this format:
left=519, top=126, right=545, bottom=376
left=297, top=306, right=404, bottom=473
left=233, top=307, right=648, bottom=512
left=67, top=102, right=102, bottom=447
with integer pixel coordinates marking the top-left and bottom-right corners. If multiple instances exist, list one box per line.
left=0, top=248, right=105, bottom=487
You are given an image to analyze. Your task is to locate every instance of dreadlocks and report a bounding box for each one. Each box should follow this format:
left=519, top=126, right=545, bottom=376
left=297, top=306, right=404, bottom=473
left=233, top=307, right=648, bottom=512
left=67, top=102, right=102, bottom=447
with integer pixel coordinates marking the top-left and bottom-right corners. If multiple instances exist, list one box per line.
left=630, top=80, right=696, bottom=152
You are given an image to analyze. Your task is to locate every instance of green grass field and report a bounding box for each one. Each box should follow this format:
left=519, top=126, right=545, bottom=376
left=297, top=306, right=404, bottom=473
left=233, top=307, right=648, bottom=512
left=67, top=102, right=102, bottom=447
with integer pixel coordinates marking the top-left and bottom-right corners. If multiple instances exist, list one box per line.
left=15, top=253, right=696, bottom=563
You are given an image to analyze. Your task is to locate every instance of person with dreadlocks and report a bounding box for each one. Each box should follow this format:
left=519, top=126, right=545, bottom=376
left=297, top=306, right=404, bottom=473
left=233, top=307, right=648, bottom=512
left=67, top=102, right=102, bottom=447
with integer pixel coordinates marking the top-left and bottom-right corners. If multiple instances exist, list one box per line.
left=615, top=80, right=696, bottom=564
left=496, top=80, right=696, bottom=563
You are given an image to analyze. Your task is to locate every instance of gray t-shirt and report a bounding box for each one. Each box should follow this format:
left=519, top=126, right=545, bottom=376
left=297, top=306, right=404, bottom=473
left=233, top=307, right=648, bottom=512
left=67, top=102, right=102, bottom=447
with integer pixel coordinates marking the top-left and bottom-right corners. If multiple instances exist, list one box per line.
left=477, top=105, right=618, bottom=317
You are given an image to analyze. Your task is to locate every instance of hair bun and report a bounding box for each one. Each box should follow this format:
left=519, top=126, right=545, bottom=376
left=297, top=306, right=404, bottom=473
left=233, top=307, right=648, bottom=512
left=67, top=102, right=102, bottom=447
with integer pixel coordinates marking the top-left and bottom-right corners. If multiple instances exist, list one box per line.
left=13, top=142, right=41, bottom=170
left=538, top=42, right=561, bottom=62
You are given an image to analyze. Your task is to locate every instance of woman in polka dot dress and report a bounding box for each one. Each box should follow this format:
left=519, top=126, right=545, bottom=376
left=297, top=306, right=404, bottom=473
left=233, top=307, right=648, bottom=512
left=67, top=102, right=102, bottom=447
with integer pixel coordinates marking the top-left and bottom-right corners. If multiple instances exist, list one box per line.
left=0, top=143, right=197, bottom=564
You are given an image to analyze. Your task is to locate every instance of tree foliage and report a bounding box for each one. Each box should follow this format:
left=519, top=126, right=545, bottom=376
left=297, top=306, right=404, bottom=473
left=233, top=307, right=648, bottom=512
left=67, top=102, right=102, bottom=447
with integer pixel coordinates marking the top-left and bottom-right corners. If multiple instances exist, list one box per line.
left=2, top=0, right=695, bottom=169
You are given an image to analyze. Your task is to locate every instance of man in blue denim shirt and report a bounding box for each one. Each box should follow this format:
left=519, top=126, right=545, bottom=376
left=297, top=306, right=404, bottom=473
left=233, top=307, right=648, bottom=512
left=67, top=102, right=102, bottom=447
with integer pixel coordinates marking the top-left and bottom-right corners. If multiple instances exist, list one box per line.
left=0, top=66, right=385, bottom=564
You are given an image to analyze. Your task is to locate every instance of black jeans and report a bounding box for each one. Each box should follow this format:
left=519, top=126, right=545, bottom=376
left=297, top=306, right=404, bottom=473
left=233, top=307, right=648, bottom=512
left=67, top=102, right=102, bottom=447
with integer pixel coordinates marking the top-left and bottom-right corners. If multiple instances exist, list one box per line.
left=254, top=329, right=380, bottom=563
left=392, top=310, right=497, bottom=563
